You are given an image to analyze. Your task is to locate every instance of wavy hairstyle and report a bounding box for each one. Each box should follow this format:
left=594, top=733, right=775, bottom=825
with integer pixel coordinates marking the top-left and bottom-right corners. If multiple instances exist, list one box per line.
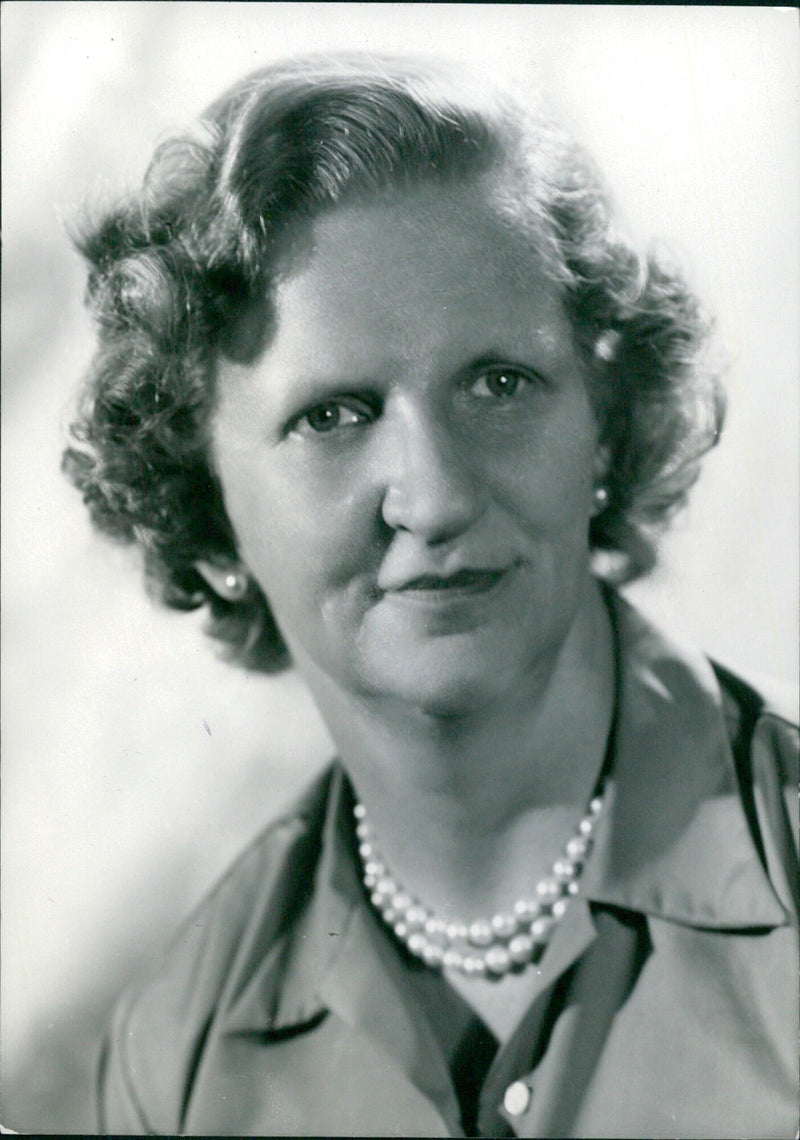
left=63, top=54, right=724, bottom=671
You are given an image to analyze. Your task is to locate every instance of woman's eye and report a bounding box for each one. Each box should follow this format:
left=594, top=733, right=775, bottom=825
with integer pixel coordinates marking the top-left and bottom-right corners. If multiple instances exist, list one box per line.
left=470, top=367, right=533, bottom=400
left=292, top=399, right=372, bottom=436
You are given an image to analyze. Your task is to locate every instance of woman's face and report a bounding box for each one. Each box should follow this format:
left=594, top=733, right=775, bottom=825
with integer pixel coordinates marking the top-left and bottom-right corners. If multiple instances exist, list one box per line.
left=211, top=180, right=607, bottom=715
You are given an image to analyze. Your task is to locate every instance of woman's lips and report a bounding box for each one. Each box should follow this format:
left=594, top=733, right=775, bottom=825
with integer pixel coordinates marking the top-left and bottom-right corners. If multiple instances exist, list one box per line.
left=403, top=568, right=506, bottom=592
left=384, top=566, right=513, bottom=601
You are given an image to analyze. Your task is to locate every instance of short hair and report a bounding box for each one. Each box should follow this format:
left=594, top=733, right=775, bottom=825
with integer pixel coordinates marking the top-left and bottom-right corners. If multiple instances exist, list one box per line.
left=63, top=53, right=724, bottom=672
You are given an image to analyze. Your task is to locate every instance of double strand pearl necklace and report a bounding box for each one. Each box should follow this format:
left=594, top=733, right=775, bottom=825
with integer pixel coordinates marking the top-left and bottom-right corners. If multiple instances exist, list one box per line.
left=354, top=790, right=605, bottom=979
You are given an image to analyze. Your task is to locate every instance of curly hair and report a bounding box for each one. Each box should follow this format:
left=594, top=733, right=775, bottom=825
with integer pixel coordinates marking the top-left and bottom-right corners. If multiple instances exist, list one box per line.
left=63, top=53, right=724, bottom=672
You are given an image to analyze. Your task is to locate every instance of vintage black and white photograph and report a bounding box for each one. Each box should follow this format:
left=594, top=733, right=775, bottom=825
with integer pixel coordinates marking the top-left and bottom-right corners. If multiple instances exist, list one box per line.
left=2, top=3, right=798, bottom=1135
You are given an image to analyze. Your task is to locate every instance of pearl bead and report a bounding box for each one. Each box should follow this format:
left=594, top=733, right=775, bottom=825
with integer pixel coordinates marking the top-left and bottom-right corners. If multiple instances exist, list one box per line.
left=376, top=877, right=395, bottom=898
left=442, top=949, right=464, bottom=970
left=551, top=898, right=569, bottom=919
left=485, top=945, right=512, bottom=975
left=382, top=907, right=397, bottom=923
left=491, top=913, right=518, bottom=939
left=364, top=860, right=384, bottom=878
left=530, top=915, right=555, bottom=941
left=364, top=873, right=377, bottom=889
left=407, top=933, right=426, bottom=956
left=566, top=836, right=589, bottom=859
left=508, top=934, right=534, bottom=964
left=392, top=892, right=411, bottom=914
left=578, top=818, right=594, bottom=835
left=463, top=955, right=487, bottom=976
left=589, top=796, right=603, bottom=816
left=567, top=881, right=580, bottom=896
left=355, top=821, right=370, bottom=841
left=394, top=921, right=408, bottom=939
left=468, top=920, right=493, bottom=947
left=353, top=803, right=367, bottom=820
left=405, top=905, right=427, bottom=929
left=422, top=943, right=445, bottom=968
left=358, top=841, right=373, bottom=860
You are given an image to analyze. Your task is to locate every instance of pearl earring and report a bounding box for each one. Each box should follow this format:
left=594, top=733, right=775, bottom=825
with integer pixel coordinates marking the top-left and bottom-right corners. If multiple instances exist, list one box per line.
left=593, top=485, right=609, bottom=512
left=223, top=572, right=247, bottom=599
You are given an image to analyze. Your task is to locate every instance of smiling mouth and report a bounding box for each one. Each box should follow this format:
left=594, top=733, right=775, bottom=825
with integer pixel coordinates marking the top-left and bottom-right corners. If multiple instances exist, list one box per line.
left=394, top=568, right=510, bottom=598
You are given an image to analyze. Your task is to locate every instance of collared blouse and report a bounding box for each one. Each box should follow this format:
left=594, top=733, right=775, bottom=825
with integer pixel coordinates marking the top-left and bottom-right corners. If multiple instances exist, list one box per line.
left=97, top=596, right=799, bottom=1137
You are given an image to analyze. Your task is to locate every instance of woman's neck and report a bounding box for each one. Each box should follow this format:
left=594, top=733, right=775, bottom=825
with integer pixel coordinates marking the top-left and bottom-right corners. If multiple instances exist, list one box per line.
left=298, top=580, right=616, bottom=922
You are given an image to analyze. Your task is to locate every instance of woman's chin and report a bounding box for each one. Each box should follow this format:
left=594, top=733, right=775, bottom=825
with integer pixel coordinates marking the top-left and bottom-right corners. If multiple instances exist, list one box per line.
left=356, top=633, right=537, bottom=719
left=370, top=672, right=504, bottom=719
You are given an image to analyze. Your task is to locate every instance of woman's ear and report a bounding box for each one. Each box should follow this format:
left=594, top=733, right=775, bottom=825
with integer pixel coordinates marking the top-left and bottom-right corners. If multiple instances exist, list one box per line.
left=194, top=560, right=249, bottom=601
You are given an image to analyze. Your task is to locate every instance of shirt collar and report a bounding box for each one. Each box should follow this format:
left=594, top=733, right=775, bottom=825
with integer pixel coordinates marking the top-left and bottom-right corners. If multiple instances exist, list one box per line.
left=223, top=594, right=787, bottom=1036
left=583, top=593, right=787, bottom=928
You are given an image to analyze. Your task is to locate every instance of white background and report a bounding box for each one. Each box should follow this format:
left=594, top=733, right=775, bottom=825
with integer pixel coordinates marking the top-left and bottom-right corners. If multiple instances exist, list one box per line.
left=2, top=3, right=798, bottom=1129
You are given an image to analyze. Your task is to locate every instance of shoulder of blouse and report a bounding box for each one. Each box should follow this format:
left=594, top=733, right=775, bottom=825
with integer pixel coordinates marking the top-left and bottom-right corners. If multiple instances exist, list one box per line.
left=711, top=658, right=799, bottom=779
left=712, top=660, right=799, bottom=915
left=96, top=761, right=338, bottom=1135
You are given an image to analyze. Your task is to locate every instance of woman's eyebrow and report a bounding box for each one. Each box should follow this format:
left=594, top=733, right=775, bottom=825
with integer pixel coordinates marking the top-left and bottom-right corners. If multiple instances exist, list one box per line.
left=449, top=345, right=558, bottom=380
left=456, top=350, right=530, bottom=370
left=282, top=372, right=388, bottom=401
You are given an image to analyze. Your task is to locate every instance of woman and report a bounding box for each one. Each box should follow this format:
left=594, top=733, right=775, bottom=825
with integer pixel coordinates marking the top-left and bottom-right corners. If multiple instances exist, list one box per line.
left=64, top=55, right=797, bottom=1137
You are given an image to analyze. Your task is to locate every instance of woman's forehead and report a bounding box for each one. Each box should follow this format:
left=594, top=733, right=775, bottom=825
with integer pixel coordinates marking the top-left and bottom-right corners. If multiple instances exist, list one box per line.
left=272, top=177, right=563, bottom=315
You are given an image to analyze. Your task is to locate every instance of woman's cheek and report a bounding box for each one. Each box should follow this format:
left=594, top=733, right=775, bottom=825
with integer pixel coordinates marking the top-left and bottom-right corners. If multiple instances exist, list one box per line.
left=240, top=457, right=375, bottom=591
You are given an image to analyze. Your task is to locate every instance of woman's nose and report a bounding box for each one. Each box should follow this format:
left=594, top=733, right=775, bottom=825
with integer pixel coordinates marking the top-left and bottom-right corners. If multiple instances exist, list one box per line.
left=378, top=408, right=485, bottom=543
